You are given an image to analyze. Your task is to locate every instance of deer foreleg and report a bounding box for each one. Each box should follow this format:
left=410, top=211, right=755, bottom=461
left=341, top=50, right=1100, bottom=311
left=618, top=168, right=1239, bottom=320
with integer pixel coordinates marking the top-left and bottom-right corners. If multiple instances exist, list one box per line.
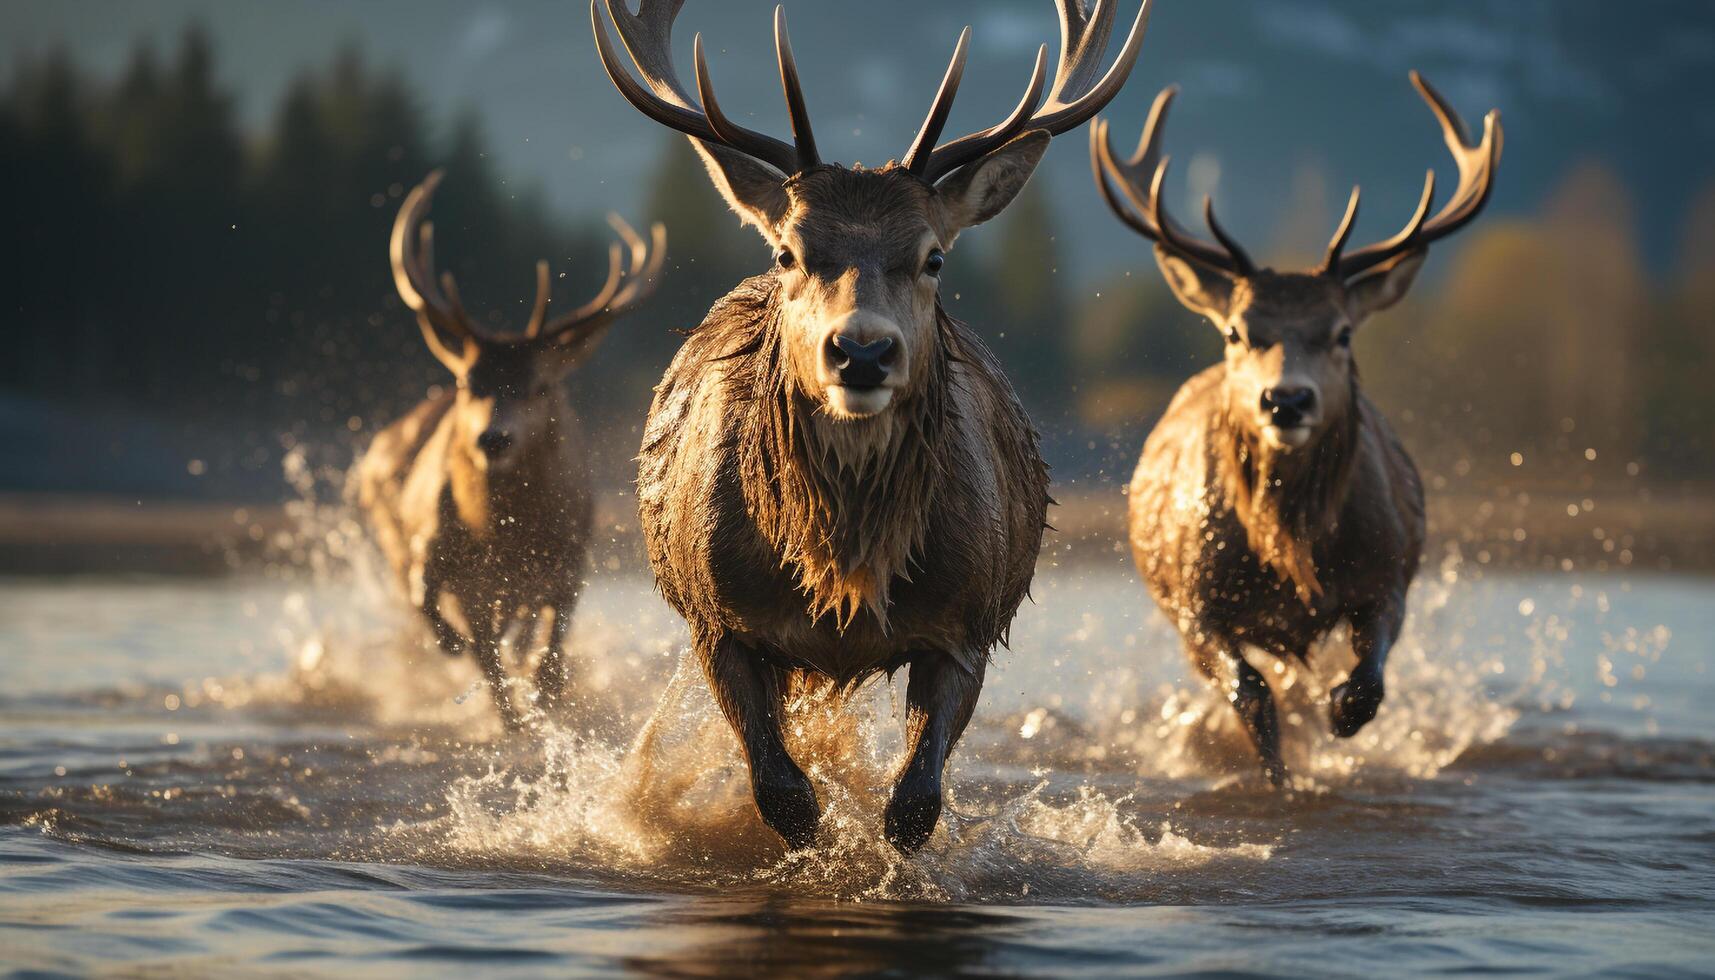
left=885, top=651, right=985, bottom=853
left=698, top=631, right=818, bottom=849
left=469, top=606, right=522, bottom=731
left=418, top=564, right=465, bottom=659
left=1331, top=599, right=1403, bottom=738
left=534, top=595, right=578, bottom=710
left=1196, top=641, right=1287, bottom=787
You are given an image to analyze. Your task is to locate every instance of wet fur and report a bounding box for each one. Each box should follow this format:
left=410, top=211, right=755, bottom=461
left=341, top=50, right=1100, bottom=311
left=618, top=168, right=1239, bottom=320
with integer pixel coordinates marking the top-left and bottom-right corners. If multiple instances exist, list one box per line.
left=1130, top=363, right=1424, bottom=668
left=355, top=389, right=592, bottom=723
left=638, top=272, right=1049, bottom=686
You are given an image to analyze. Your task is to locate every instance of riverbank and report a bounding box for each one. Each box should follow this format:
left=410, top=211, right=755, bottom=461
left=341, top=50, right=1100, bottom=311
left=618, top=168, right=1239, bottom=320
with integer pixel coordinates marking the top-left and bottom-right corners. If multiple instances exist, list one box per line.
left=2, top=484, right=1708, bottom=577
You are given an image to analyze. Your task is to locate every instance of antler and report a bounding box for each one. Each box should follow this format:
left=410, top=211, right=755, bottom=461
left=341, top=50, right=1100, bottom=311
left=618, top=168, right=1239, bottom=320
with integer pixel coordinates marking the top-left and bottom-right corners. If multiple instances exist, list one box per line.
left=530, top=212, right=668, bottom=343
left=592, top=0, right=819, bottom=177
left=393, top=171, right=664, bottom=348
left=1090, top=86, right=1256, bottom=276
left=391, top=170, right=485, bottom=349
left=1321, top=71, right=1502, bottom=277
left=904, top=0, right=1151, bottom=183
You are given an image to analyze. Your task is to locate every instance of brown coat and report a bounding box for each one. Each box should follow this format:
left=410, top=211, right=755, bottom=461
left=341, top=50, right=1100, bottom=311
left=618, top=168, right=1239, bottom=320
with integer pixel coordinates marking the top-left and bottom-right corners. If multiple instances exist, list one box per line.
left=638, top=274, right=1050, bottom=683
left=1129, top=363, right=1424, bottom=670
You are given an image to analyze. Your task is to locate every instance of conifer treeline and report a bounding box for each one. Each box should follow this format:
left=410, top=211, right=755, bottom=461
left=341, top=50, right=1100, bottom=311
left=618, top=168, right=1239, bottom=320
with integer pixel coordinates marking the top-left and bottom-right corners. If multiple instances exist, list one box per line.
left=3, top=28, right=1710, bottom=490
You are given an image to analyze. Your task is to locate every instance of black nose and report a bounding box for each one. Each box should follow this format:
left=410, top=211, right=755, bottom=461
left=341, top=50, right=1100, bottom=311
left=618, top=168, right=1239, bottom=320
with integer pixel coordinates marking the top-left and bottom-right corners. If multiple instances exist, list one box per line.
left=829, top=336, right=895, bottom=389
left=1260, top=386, right=1316, bottom=427
left=476, top=430, right=514, bottom=457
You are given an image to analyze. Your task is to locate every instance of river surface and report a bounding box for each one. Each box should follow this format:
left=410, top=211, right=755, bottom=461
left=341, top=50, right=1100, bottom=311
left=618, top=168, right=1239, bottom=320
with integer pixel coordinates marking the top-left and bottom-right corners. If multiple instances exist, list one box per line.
left=2, top=549, right=1713, bottom=976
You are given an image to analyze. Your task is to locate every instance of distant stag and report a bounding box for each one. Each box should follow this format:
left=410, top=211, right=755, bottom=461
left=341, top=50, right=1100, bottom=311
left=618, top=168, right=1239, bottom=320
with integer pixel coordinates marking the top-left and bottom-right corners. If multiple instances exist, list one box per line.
left=357, top=171, right=665, bottom=729
left=1091, top=74, right=1501, bottom=783
left=594, top=0, right=1147, bottom=849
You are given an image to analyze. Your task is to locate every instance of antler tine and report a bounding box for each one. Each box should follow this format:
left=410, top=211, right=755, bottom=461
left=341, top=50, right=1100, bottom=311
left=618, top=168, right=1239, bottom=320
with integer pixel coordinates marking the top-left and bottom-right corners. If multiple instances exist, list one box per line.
left=902, top=28, right=971, bottom=176
left=1146, top=157, right=1249, bottom=274
left=914, top=0, right=1149, bottom=184
left=914, top=43, right=1049, bottom=180
left=1203, top=196, right=1256, bottom=276
left=542, top=214, right=667, bottom=341
left=595, top=0, right=816, bottom=177
left=1333, top=72, right=1501, bottom=278
left=1318, top=186, right=1361, bottom=274
left=774, top=6, right=819, bottom=170
left=1030, top=0, right=1150, bottom=136
left=1090, top=89, right=1251, bottom=275
left=602, top=218, right=669, bottom=316
left=551, top=242, right=626, bottom=330
left=693, top=34, right=799, bottom=175
left=592, top=0, right=718, bottom=143
left=523, top=260, right=554, bottom=338
left=1090, top=123, right=1155, bottom=240
left=390, top=171, right=480, bottom=342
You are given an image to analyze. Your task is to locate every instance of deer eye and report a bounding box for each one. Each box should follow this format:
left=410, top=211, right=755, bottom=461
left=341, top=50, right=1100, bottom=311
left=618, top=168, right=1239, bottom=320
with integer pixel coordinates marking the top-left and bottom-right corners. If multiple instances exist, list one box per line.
left=775, top=248, right=797, bottom=271
left=1225, top=327, right=1242, bottom=346
left=1337, top=326, right=1353, bottom=348
left=924, top=249, right=945, bottom=278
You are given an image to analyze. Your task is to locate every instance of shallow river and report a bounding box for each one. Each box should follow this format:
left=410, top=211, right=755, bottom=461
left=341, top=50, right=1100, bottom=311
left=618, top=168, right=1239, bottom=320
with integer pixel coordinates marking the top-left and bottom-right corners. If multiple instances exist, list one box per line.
left=2, top=553, right=1712, bottom=976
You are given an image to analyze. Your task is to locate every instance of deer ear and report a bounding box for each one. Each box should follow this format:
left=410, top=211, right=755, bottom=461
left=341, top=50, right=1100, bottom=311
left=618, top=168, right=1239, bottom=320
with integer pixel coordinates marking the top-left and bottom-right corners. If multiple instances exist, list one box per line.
left=1154, top=247, right=1235, bottom=321
left=934, top=130, right=1050, bottom=239
left=1345, top=248, right=1426, bottom=324
left=691, top=140, right=791, bottom=248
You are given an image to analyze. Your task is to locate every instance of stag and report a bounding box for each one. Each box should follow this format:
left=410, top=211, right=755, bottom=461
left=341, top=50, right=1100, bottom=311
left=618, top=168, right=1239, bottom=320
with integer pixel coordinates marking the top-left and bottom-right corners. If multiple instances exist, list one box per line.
left=1091, top=74, right=1501, bottom=784
left=593, top=0, right=1148, bottom=850
left=356, top=171, right=665, bottom=729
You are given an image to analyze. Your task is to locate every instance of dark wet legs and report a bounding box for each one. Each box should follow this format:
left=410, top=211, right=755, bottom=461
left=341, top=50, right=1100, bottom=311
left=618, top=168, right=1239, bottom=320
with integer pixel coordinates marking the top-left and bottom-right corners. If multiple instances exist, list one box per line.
left=1228, top=653, right=1287, bottom=785
left=470, top=610, right=522, bottom=731
left=419, top=570, right=465, bottom=659
left=698, top=632, right=819, bottom=849
left=534, top=598, right=576, bottom=710
left=885, top=653, right=985, bottom=853
left=1331, top=603, right=1400, bottom=738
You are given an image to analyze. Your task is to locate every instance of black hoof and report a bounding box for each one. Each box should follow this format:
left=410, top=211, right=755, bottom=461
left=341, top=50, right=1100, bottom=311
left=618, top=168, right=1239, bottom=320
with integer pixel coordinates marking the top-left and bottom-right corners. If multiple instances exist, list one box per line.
left=754, top=768, right=820, bottom=849
left=883, top=783, right=942, bottom=853
left=1329, top=674, right=1384, bottom=738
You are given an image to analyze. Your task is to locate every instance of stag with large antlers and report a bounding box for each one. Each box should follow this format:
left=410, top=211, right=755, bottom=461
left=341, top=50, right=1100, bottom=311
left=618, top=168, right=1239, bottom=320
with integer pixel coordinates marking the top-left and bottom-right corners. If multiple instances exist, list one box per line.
left=1091, top=74, right=1501, bottom=783
left=355, top=171, right=665, bottom=729
left=594, top=0, right=1148, bottom=850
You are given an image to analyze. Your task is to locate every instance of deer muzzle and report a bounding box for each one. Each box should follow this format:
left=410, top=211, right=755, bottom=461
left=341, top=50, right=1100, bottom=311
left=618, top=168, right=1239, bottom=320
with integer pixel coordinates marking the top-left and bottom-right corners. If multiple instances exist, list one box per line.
left=817, top=316, right=906, bottom=418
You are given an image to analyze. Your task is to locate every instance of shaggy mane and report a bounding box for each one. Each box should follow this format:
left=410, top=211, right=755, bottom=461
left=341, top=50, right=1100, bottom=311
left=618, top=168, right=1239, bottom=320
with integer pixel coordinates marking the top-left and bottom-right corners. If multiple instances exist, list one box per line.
left=1215, top=372, right=1362, bottom=604
left=697, top=275, right=956, bottom=630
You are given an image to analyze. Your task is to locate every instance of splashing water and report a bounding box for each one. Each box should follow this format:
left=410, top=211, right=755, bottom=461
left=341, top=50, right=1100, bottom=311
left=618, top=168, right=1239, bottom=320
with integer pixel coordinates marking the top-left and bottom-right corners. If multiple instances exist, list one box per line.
left=78, top=446, right=1683, bottom=911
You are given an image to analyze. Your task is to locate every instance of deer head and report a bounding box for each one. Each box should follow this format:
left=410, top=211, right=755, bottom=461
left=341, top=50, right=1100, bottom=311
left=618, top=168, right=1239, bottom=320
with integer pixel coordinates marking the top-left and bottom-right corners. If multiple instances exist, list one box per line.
left=1093, top=73, right=1501, bottom=453
left=390, top=171, right=666, bottom=473
left=594, top=0, right=1148, bottom=420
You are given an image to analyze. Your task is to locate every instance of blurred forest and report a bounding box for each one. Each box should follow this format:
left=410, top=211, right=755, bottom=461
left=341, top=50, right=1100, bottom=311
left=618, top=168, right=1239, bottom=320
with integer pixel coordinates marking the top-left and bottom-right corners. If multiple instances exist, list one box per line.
left=2, top=27, right=1712, bottom=501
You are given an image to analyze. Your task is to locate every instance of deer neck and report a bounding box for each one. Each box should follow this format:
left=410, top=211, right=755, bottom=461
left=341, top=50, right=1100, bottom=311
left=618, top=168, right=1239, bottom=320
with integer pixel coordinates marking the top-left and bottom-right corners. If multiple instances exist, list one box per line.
left=1216, top=374, right=1362, bottom=605
left=447, top=418, right=564, bottom=538
left=728, top=277, right=953, bottom=631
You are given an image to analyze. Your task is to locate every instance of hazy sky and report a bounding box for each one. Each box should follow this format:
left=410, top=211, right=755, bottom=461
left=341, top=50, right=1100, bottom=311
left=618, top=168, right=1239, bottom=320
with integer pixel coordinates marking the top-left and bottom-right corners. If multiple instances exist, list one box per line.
left=8, top=1, right=1714, bottom=273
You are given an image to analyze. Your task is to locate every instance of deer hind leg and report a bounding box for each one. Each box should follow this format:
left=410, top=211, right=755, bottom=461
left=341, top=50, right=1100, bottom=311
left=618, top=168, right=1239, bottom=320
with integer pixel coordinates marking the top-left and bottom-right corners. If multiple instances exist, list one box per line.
left=885, top=651, right=985, bottom=854
left=698, top=630, right=819, bottom=849
left=1194, top=640, right=1286, bottom=787
left=469, top=603, right=522, bottom=731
